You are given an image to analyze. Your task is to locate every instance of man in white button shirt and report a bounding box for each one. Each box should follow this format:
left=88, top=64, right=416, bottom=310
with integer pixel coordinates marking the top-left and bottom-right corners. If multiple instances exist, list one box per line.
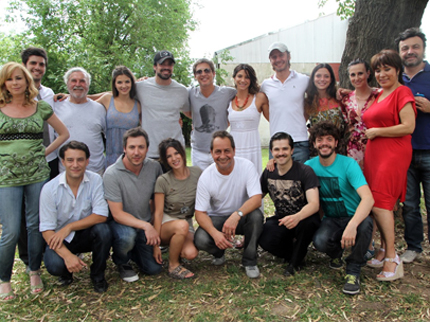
left=39, top=141, right=112, bottom=293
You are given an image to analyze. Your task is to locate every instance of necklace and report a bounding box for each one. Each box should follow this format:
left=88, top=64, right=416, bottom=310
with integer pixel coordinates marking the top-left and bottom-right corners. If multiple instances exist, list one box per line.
left=235, top=94, right=250, bottom=110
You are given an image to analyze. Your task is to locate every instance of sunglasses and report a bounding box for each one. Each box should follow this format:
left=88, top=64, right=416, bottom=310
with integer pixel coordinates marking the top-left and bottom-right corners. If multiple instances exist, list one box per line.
left=195, top=68, right=212, bottom=75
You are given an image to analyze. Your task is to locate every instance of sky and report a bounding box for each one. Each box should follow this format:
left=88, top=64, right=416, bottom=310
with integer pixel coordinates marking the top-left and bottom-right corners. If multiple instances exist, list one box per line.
left=1, top=0, right=430, bottom=59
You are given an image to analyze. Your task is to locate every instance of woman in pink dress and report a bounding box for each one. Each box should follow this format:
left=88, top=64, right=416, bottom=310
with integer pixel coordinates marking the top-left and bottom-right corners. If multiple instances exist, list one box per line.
left=363, top=49, right=416, bottom=281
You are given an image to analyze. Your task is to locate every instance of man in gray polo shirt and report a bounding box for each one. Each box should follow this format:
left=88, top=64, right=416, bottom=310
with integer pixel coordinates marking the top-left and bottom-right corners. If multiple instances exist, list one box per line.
left=103, top=127, right=163, bottom=282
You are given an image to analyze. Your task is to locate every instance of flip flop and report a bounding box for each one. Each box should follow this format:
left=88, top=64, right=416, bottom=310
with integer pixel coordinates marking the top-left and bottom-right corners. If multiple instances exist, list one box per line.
left=168, top=265, right=195, bottom=280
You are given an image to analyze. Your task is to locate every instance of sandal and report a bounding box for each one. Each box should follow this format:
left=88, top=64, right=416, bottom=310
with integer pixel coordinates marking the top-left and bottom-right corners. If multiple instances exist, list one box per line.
left=0, top=281, right=15, bottom=302
left=376, top=255, right=404, bottom=281
left=367, top=248, right=385, bottom=268
left=30, top=271, right=44, bottom=294
left=168, top=265, right=195, bottom=280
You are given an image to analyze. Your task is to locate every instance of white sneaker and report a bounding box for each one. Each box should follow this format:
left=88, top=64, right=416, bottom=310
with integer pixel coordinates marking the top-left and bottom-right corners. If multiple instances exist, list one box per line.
left=212, top=255, right=226, bottom=266
left=400, top=250, right=421, bottom=263
left=245, top=265, right=260, bottom=278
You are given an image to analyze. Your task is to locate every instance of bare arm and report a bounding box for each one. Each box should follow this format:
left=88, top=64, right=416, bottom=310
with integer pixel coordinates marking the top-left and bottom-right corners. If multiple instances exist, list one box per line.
left=152, top=193, right=165, bottom=264
left=45, top=114, right=69, bottom=156
left=256, top=92, right=269, bottom=122
left=183, top=111, right=192, bottom=118
left=279, top=188, right=319, bottom=229
left=95, top=93, right=113, bottom=110
left=88, top=92, right=110, bottom=101
left=108, top=200, right=160, bottom=246
left=341, top=185, right=374, bottom=249
left=365, top=103, right=415, bottom=140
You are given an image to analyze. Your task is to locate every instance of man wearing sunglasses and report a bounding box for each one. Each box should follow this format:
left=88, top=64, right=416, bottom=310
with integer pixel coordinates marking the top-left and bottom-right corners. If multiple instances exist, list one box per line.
left=184, top=58, right=236, bottom=170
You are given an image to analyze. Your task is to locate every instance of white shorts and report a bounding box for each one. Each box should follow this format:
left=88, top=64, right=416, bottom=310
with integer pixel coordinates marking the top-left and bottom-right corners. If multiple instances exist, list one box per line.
left=162, top=214, right=195, bottom=233
left=191, top=148, right=213, bottom=171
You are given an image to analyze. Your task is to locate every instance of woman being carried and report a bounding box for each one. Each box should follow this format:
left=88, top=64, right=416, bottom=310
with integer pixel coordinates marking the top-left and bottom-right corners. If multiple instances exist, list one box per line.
left=153, top=139, right=202, bottom=279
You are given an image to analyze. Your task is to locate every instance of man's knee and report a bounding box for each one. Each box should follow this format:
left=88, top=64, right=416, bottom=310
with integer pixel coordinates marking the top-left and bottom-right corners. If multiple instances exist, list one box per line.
left=92, top=223, right=112, bottom=242
left=313, top=229, right=330, bottom=253
left=110, top=222, right=136, bottom=249
left=44, top=248, right=66, bottom=276
left=194, top=227, right=212, bottom=251
left=356, top=216, right=373, bottom=238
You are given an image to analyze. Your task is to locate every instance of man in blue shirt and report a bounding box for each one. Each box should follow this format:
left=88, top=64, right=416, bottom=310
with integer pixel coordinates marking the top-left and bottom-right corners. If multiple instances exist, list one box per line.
left=39, top=141, right=112, bottom=293
left=396, top=28, right=430, bottom=264
left=305, top=121, right=374, bottom=295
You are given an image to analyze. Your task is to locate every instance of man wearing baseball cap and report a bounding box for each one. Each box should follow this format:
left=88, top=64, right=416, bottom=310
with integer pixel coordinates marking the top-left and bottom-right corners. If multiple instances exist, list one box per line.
left=135, top=50, right=189, bottom=161
left=261, top=42, right=310, bottom=163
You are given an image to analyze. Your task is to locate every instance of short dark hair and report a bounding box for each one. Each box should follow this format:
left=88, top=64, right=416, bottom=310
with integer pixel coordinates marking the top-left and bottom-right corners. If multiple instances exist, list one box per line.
left=309, top=121, right=340, bottom=144
left=347, top=58, right=373, bottom=83
left=371, top=49, right=404, bottom=85
left=395, top=27, right=427, bottom=51
left=122, top=127, right=149, bottom=148
left=232, top=64, right=260, bottom=95
left=111, top=66, right=136, bottom=98
left=59, top=141, right=90, bottom=159
left=210, top=130, right=235, bottom=151
left=193, top=58, right=215, bottom=75
left=158, top=138, right=186, bottom=171
left=21, top=47, right=48, bottom=67
left=269, top=132, right=294, bottom=150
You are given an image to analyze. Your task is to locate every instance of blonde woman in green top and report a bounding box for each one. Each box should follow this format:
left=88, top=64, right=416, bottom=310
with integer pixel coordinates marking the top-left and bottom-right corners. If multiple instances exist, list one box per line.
left=0, top=62, right=69, bottom=301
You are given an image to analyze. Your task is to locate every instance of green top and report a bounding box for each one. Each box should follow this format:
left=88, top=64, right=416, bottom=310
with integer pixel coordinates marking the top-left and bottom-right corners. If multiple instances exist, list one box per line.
left=0, top=100, right=53, bottom=187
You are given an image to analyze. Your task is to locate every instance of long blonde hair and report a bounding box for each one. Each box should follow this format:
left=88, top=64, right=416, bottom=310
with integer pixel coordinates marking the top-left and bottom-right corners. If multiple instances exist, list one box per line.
left=0, top=62, right=38, bottom=107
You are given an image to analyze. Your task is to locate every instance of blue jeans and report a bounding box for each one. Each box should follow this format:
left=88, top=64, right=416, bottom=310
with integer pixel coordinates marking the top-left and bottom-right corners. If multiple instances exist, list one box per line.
left=44, top=223, right=112, bottom=282
left=313, top=216, right=373, bottom=275
left=0, top=180, right=46, bottom=282
left=402, top=150, right=430, bottom=253
left=194, top=209, right=264, bottom=266
left=269, top=141, right=310, bottom=164
left=109, top=221, right=162, bottom=275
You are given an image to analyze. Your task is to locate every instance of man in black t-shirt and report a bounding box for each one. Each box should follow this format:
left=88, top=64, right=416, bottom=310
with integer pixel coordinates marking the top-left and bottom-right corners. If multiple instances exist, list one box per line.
left=259, top=132, right=320, bottom=276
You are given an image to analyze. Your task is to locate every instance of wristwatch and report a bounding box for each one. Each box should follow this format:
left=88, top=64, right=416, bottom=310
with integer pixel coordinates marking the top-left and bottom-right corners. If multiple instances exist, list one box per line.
left=236, top=210, right=243, bottom=217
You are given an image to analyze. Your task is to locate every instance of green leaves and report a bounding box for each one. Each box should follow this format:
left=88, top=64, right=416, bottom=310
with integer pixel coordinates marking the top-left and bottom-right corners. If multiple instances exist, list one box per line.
left=1, top=0, right=196, bottom=93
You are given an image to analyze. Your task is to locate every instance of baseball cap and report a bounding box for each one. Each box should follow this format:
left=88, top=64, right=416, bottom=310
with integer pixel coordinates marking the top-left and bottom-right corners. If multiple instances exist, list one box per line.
left=153, top=50, right=176, bottom=65
left=268, top=42, right=289, bottom=55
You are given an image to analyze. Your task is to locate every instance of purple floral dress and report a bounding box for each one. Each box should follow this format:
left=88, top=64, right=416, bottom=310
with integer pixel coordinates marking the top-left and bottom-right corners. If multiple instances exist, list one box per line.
left=341, top=89, right=379, bottom=170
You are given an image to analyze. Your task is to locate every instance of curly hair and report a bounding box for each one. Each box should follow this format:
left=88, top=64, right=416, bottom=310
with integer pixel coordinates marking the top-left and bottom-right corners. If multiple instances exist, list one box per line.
left=0, top=62, right=38, bottom=107
left=304, top=63, right=337, bottom=117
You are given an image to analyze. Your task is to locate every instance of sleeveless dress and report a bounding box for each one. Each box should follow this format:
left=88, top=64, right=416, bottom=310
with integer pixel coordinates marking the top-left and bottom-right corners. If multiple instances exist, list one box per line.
left=363, top=86, right=416, bottom=210
left=106, top=97, right=140, bottom=167
left=228, top=96, right=262, bottom=175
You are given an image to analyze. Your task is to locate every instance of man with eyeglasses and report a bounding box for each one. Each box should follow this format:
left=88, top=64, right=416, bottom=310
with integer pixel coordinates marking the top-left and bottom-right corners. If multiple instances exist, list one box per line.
left=183, top=58, right=236, bottom=170
left=135, top=50, right=189, bottom=161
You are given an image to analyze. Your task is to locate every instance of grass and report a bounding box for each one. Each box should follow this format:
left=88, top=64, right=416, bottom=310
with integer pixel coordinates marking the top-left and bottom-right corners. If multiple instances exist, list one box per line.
left=1, top=148, right=430, bottom=321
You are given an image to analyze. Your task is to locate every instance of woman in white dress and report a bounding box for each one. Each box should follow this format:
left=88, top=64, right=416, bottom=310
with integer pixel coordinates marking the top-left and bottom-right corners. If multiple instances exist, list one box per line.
left=228, top=64, right=269, bottom=175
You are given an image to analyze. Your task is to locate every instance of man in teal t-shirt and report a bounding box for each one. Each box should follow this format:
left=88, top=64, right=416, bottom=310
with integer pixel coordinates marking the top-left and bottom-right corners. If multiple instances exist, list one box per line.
left=305, top=121, right=374, bottom=295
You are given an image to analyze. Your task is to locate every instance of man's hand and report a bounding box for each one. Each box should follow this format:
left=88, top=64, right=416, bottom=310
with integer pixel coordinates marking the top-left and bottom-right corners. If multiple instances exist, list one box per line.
left=341, top=224, right=357, bottom=249
left=54, top=93, right=69, bottom=102
left=266, top=159, right=276, bottom=172
left=213, top=230, right=234, bottom=250
left=48, top=226, right=72, bottom=250
left=153, top=246, right=163, bottom=265
left=279, top=214, right=301, bottom=229
left=144, top=225, right=160, bottom=246
left=64, top=253, right=87, bottom=273
left=222, top=213, right=240, bottom=239
left=415, top=96, right=430, bottom=113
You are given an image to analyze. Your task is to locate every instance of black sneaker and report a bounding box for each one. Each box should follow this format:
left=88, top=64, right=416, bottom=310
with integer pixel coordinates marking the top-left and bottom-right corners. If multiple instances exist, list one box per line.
left=58, top=275, right=73, bottom=286
left=92, top=278, right=108, bottom=293
left=118, top=264, right=139, bottom=282
left=283, top=264, right=295, bottom=277
left=342, top=274, right=360, bottom=295
left=329, top=258, right=344, bottom=270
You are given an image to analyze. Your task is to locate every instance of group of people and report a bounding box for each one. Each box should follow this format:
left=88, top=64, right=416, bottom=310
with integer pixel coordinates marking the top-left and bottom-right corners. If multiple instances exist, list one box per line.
left=0, top=26, right=429, bottom=301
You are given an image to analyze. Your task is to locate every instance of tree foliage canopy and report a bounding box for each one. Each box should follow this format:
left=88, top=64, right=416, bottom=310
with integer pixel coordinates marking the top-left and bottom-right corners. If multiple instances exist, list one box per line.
left=3, top=0, right=196, bottom=93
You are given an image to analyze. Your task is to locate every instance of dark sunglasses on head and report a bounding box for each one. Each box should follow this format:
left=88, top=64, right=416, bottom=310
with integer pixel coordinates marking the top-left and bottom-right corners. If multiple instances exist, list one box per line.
left=195, top=68, right=212, bottom=75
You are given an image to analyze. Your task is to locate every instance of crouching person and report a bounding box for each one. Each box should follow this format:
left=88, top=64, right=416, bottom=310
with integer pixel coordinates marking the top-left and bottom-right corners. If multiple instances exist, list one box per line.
left=305, top=121, right=374, bottom=295
left=103, top=127, right=163, bottom=282
left=259, top=132, right=320, bottom=277
left=39, top=141, right=112, bottom=293
left=194, top=131, right=264, bottom=279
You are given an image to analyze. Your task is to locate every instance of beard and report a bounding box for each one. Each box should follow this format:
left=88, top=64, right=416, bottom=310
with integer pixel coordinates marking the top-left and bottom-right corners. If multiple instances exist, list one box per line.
left=157, top=71, right=172, bottom=80
left=402, top=54, right=424, bottom=68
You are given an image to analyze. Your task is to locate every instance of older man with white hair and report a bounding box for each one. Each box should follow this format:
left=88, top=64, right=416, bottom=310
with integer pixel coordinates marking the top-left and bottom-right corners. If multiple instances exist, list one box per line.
left=54, top=67, right=107, bottom=175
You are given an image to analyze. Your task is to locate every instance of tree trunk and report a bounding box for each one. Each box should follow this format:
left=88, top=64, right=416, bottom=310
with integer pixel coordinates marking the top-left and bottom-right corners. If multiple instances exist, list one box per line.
left=339, top=0, right=429, bottom=88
